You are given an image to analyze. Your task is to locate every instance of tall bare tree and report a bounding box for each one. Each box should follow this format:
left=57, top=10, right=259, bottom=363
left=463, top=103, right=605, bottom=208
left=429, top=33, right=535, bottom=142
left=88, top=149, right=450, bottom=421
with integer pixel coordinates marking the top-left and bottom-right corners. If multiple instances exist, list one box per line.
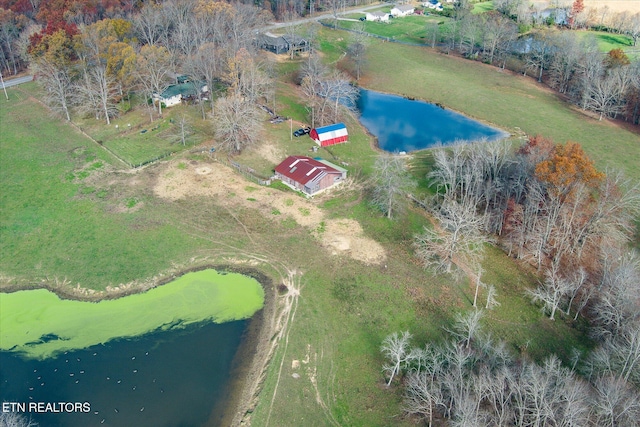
left=212, top=94, right=263, bottom=153
left=414, top=198, right=486, bottom=274
left=135, top=44, right=172, bottom=117
left=381, top=331, right=413, bottom=386
left=370, top=153, right=415, bottom=220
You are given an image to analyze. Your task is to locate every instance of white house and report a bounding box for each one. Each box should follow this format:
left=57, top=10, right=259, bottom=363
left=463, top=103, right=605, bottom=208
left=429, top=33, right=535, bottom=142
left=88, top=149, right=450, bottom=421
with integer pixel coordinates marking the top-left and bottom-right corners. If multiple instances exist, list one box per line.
left=365, top=11, right=390, bottom=22
left=423, top=0, right=443, bottom=10
left=391, top=4, right=415, bottom=17
left=153, top=82, right=208, bottom=108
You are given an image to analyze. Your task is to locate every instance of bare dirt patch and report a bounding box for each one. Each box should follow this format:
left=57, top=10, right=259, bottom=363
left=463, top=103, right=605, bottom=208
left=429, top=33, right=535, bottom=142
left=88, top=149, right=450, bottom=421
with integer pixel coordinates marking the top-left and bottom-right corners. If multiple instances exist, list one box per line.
left=153, top=160, right=386, bottom=265
left=320, top=219, right=386, bottom=265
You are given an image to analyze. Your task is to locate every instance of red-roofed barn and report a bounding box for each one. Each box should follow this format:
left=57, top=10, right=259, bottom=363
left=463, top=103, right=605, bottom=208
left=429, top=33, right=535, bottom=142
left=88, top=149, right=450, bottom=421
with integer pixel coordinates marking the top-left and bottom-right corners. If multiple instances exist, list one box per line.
left=275, top=156, right=347, bottom=196
left=309, top=123, right=348, bottom=147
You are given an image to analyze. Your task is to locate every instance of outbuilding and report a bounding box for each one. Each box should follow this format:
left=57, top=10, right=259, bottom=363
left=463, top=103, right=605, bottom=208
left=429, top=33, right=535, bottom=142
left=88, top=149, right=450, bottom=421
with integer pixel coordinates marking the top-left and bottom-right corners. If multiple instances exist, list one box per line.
left=365, top=11, right=390, bottom=22
left=309, top=123, right=349, bottom=147
left=275, top=156, right=347, bottom=196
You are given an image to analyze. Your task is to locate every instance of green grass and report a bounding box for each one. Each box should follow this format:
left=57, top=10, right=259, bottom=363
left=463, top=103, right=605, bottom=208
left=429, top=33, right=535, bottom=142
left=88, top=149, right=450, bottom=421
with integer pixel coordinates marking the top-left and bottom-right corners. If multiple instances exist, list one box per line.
left=0, top=88, right=216, bottom=288
left=335, top=15, right=447, bottom=44
left=356, top=34, right=640, bottom=180
left=77, top=103, right=211, bottom=166
left=576, top=30, right=637, bottom=57
left=473, top=1, right=494, bottom=14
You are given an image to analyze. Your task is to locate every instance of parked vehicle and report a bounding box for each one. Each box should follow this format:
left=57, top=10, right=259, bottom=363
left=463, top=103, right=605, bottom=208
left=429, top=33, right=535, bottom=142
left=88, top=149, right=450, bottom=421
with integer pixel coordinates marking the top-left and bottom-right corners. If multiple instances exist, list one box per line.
left=293, top=127, right=311, bottom=137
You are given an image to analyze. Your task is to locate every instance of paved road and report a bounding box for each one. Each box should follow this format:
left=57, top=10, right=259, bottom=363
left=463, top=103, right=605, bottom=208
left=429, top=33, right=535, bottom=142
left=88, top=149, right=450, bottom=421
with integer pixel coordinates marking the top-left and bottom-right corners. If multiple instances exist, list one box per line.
left=2, top=75, right=33, bottom=88
left=262, top=3, right=383, bottom=30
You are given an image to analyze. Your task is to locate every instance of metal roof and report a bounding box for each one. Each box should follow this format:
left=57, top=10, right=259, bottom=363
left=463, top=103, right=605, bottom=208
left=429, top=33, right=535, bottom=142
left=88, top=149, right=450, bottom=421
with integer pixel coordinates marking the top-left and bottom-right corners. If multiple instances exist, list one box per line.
left=314, top=123, right=347, bottom=134
left=275, top=156, right=341, bottom=186
left=160, top=82, right=206, bottom=99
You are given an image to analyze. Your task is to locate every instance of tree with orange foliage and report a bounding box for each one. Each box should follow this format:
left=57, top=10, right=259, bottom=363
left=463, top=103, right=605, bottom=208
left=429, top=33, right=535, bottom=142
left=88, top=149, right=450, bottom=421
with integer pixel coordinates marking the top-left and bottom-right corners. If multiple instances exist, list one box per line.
left=569, top=0, right=585, bottom=29
left=535, top=141, right=604, bottom=198
left=605, top=48, right=631, bottom=69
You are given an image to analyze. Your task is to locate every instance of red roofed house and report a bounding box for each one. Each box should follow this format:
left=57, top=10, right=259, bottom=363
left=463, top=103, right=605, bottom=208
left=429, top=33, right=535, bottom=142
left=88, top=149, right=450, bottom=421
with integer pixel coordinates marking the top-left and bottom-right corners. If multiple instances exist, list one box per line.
left=309, top=123, right=348, bottom=147
left=275, top=156, right=347, bottom=196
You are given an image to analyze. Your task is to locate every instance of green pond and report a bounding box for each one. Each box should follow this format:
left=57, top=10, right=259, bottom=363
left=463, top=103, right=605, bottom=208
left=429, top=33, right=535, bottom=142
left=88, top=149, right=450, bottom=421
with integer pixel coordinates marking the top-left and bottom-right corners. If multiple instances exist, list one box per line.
left=0, top=269, right=265, bottom=359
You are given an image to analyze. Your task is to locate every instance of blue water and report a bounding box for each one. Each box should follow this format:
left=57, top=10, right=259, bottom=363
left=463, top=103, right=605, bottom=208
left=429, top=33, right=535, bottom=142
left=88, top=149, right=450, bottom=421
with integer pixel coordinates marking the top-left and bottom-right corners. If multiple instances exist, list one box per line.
left=0, top=320, right=247, bottom=427
left=357, top=89, right=507, bottom=152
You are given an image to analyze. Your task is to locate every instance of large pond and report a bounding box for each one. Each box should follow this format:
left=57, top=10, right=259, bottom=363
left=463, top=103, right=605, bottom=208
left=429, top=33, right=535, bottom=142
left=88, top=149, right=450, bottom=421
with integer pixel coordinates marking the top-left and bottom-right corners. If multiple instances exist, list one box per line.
left=357, top=89, right=508, bottom=152
left=0, top=269, right=265, bottom=426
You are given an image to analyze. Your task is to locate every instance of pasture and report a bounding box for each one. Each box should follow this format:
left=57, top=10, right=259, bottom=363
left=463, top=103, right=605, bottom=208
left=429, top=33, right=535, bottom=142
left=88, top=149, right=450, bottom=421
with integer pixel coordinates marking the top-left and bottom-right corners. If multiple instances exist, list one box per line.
left=2, top=22, right=638, bottom=427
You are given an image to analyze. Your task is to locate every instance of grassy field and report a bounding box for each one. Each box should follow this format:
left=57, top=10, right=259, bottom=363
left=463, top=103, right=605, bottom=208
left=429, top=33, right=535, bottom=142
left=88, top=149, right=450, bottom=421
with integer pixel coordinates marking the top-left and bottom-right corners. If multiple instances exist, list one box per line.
left=340, top=30, right=640, bottom=180
left=2, top=23, right=637, bottom=427
left=334, top=14, right=447, bottom=44
left=576, top=30, right=638, bottom=59
left=473, top=1, right=494, bottom=14
left=75, top=102, right=213, bottom=166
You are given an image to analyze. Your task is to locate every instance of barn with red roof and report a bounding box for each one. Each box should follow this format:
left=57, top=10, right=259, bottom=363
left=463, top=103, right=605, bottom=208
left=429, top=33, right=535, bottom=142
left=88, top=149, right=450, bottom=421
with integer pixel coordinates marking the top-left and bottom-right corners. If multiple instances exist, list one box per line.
left=274, top=156, right=347, bottom=196
left=309, top=123, right=348, bottom=147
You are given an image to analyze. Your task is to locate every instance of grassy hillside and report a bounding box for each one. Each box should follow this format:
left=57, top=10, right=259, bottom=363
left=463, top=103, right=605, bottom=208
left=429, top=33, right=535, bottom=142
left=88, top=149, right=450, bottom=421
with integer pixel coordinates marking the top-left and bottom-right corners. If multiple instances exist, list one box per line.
left=350, top=33, right=640, bottom=180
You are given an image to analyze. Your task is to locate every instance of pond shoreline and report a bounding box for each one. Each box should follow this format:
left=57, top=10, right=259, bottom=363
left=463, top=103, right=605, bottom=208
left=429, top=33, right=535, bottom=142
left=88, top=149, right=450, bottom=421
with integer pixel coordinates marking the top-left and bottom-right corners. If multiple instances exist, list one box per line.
left=0, top=263, right=279, bottom=427
left=356, top=87, right=512, bottom=153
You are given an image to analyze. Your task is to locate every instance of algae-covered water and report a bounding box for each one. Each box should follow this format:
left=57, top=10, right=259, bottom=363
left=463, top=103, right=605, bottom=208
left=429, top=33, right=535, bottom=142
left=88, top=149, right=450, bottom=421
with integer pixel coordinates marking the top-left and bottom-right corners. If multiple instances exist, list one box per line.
left=0, top=269, right=265, bottom=426
left=0, top=269, right=264, bottom=359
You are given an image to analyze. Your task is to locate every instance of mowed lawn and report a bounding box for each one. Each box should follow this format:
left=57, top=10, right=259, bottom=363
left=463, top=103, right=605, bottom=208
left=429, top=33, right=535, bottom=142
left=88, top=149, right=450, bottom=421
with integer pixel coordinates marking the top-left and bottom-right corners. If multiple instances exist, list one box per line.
left=336, top=15, right=445, bottom=44
left=352, top=34, right=640, bottom=180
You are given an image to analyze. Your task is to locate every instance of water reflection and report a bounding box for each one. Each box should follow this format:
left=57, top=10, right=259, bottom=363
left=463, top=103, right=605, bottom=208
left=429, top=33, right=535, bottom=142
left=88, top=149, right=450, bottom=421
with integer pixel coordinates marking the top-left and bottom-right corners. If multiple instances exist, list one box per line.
left=357, top=89, right=508, bottom=152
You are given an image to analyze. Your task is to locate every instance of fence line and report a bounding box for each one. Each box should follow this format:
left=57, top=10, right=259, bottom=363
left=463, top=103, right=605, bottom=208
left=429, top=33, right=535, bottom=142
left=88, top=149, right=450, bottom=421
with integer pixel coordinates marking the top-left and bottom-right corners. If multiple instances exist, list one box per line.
left=222, top=158, right=273, bottom=186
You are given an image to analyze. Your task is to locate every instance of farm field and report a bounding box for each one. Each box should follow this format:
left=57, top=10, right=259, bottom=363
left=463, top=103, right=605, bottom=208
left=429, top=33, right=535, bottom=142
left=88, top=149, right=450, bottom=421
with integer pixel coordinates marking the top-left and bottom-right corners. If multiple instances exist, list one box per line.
left=2, top=21, right=639, bottom=427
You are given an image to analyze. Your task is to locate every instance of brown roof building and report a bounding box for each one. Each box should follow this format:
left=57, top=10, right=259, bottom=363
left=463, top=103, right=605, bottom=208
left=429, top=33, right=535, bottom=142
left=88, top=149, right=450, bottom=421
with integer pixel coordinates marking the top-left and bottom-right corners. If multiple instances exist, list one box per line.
left=274, top=156, right=347, bottom=196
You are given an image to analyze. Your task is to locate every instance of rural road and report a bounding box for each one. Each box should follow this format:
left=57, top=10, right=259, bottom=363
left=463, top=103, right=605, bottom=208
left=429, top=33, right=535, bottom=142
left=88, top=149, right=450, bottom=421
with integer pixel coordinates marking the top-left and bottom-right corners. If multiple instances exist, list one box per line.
left=262, top=3, right=384, bottom=30
left=2, top=75, right=33, bottom=88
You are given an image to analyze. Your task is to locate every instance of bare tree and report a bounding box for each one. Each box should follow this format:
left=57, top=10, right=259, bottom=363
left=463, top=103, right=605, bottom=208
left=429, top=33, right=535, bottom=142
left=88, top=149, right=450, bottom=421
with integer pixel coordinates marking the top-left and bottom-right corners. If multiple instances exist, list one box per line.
left=527, top=262, right=572, bottom=320
left=300, top=54, right=328, bottom=128
left=187, top=42, right=223, bottom=117
left=414, top=198, right=486, bottom=274
left=381, top=331, right=413, bottom=386
left=370, top=153, right=415, bottom=220
left=347, top=22, right=368, bottom=81
left=592, top=375, right=640, bottom=427
left=133, top=3, right=165, bottom=46
left=171, top=114, right=193, bottom=146
left=485, top=284, right=500, bottom=310
left=212, top=94, right=263, bottom=153
left=404, top=370, right=443, bottom=427
left=548, top=32, right=584, bottom=94
left=450, top=309, right=484, bottom=349
left=135, top=44, right=173, bottom=117
left=31, top=58, right=75, bottom=121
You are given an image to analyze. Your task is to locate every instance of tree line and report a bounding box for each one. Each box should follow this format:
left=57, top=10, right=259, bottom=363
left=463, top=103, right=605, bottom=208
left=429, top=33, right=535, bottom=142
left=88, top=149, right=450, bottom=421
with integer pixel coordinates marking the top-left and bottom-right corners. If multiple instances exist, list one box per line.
left=427, top=3, right=640, bottom=124
left=382, top=309, right=640, bottom=426
left=374, top=137, right=640, bottom=424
